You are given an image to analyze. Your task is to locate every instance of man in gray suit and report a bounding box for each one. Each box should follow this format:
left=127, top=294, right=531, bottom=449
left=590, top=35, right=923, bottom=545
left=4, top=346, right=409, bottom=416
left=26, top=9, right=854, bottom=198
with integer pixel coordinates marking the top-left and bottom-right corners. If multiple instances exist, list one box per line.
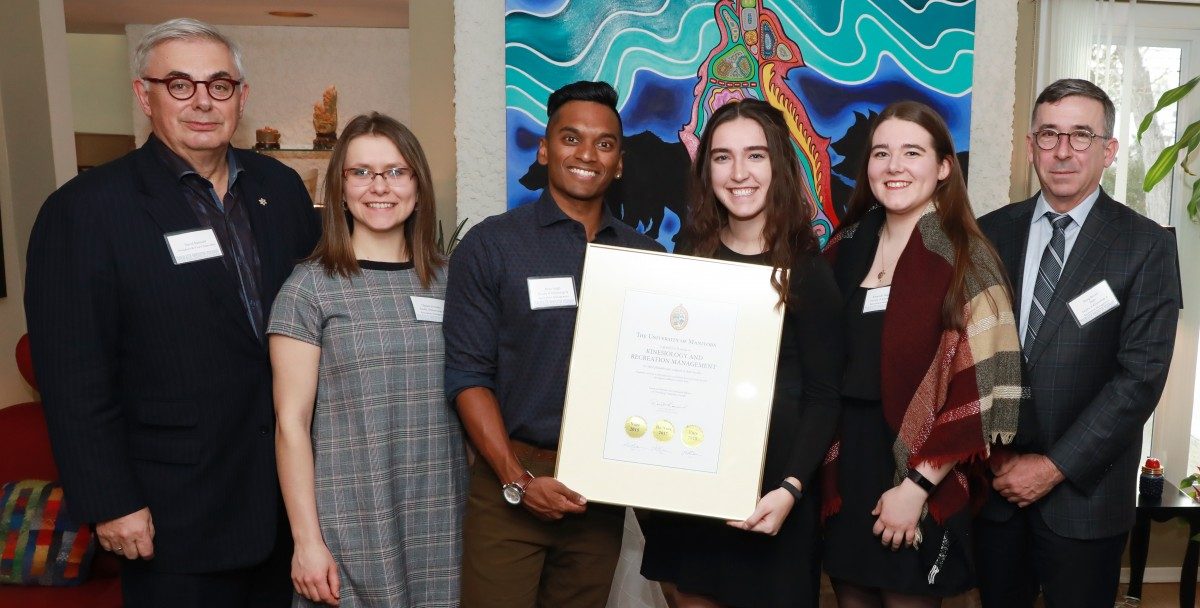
left=974, top=78, right=1180, bottom=607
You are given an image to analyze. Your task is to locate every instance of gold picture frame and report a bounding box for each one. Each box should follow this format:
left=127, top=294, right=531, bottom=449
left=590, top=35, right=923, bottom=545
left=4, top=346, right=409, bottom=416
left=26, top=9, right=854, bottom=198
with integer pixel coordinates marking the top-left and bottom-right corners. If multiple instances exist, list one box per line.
left=555, top=244, right=785, bottom=520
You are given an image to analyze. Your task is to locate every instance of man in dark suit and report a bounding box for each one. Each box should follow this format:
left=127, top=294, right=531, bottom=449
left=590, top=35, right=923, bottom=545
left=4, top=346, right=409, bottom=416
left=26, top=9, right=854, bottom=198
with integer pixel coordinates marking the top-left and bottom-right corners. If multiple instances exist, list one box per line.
left=24, top=18, right=319, bottom=607
left=975, top=78, right=1180, bottom=607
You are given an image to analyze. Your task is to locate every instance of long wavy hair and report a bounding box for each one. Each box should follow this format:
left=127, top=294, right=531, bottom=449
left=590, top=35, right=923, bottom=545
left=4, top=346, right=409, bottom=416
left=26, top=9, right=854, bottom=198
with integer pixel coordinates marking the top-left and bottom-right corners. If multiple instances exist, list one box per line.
left=681, top=99, right=820, bottom=306
left=836, top=101, right=1008, bottom=330
left=308, top=112, right=443, bottom=288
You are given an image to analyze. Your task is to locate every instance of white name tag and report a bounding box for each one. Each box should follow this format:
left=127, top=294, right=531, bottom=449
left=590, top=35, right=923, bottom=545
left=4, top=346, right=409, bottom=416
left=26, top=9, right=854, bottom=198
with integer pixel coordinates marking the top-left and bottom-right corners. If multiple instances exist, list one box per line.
left=528, top=276, right=577, bottom=310
left=1068, top=280, right=1120, bottom=327
left=862, top=286, right=890, bottom=313
left=410, top=296, right=444, bottom=323
left=164, top=228, right=223, bottom=265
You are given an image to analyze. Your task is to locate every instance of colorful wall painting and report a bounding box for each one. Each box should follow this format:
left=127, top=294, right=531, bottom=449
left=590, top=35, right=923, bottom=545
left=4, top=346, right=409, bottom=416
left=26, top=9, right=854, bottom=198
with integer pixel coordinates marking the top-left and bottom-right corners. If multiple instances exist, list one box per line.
left=506, top=0, right=976, bottom=251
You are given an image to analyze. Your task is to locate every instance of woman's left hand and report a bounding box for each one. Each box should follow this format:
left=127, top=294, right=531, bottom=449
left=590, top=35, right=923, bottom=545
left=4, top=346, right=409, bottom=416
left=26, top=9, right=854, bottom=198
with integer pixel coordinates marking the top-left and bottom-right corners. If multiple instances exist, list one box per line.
left=870, top=481, right=927, bottom=550
left=726, top=487, right=794, bottom=536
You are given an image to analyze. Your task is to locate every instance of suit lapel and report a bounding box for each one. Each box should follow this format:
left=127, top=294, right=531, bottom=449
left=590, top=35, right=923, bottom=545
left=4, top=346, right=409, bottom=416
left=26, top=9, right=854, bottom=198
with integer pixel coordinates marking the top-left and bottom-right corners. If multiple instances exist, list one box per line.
left=132, top=144, right=261, bottom=347
left=1025, top=193, right=1121, bottom=363
left=236, top=153, right=285, bottom=306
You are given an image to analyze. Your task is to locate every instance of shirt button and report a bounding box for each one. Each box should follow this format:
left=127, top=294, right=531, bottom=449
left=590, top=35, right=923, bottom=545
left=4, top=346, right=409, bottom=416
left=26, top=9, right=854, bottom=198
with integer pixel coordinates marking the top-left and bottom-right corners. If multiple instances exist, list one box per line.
left=258, top=425, right=269, bottom=436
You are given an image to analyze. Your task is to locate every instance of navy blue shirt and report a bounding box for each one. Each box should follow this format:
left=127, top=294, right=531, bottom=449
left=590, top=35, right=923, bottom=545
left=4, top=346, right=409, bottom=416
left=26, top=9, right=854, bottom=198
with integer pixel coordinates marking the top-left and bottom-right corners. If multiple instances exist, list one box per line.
left=444, top=191, right=664, bottom=448
left=151, top=135, right=266, bottom=338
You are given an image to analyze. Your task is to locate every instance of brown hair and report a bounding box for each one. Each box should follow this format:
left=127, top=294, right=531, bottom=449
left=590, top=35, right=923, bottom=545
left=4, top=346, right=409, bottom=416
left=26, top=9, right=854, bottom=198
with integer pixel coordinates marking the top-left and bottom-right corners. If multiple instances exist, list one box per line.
left=681, top=99, right=820, bottom=305
left=836, top=100, right=1008, bottom=330
left=1034, top=78, right=1116, bottom=137
left=308, top=112, right=443, bottom=288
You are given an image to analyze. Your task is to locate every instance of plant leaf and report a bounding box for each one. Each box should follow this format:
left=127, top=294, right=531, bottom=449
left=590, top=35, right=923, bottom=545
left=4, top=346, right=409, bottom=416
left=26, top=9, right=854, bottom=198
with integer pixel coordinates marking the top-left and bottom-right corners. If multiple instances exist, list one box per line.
left=1143, top=121, right=1200, bottom=192
left=1178, top=122, right=1200, bottom=176
left=1144, top=145, right=1182, bottom=192
left=1139, top=75, right=1200, bottom=142
left=1189, top=176, right=1200, bottom=223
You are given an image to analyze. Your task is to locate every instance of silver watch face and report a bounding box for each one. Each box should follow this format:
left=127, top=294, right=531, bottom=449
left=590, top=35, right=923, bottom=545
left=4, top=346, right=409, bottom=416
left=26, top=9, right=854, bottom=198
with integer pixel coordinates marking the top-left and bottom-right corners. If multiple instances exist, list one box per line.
left=502, top=484, right=523, bottom=505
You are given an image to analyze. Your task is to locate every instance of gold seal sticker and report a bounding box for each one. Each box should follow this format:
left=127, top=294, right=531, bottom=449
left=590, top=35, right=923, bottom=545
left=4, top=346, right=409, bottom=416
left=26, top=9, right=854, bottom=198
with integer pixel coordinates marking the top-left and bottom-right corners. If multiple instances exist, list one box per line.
left=670, top=304, right=688, bottom=331
left=624, top=416, right=647, bottom=438
left=652, top=419, right=675, bottom=442
left=682, top=425, right=704, bottom=447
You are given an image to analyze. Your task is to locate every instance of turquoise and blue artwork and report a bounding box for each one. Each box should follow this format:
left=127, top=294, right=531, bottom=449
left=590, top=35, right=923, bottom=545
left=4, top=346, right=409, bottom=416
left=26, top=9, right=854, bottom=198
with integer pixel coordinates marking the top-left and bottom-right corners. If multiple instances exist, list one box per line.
left=506, top=0, right=976, bottom=250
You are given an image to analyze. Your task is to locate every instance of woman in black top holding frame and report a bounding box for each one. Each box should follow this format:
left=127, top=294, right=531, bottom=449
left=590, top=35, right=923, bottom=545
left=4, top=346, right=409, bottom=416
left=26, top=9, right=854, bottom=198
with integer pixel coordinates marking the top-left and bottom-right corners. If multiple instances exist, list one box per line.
left=639, top=99, right=844, bottom=607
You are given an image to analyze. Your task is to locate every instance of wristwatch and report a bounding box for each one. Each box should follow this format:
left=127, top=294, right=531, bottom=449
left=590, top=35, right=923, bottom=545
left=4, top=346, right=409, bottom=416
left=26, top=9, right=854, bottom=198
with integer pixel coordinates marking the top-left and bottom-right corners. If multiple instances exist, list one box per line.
left=502, top=470, right=535, bottom=506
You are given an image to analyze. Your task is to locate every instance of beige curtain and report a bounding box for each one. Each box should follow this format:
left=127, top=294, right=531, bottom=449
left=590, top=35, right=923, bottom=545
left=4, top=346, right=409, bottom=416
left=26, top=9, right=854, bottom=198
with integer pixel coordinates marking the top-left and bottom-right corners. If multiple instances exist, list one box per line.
left=1038, top=0, right=1101, bottom=88
left=1038, top=0, right=1137, bottom=202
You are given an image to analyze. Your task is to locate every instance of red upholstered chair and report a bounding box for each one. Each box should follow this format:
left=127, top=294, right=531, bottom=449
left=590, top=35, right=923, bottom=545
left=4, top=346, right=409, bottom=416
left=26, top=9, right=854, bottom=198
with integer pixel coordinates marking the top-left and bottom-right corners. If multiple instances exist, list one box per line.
left=0, top=335, right=123, bottom=607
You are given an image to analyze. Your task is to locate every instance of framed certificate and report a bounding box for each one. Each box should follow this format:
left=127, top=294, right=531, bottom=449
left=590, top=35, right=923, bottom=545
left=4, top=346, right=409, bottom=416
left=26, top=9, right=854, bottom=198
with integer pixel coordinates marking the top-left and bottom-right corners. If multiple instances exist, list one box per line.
left=555, top=244, right=785, bottom=520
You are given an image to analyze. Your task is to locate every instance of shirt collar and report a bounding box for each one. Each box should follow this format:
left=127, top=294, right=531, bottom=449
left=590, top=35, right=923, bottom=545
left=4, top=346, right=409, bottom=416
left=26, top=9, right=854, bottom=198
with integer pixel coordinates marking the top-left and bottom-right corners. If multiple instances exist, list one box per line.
left=149, top=133, right=243, bottom=191
left=1031, top=185, right=1100, bottom=228
left=533, top=189, right=621, bottom=235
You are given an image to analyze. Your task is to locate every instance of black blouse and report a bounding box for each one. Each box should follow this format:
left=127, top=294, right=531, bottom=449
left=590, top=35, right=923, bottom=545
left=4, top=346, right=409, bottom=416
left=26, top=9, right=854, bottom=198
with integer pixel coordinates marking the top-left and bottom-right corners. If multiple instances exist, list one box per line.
left=842, top=286, right=885, bottom=401
left=715, top=243, right=845, bottom=489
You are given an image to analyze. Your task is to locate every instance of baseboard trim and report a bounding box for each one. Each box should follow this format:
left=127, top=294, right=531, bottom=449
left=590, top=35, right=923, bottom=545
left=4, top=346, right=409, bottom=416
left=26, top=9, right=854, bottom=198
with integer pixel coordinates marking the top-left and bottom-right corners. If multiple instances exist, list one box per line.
left=1121, top=566, right=1199, bottom=584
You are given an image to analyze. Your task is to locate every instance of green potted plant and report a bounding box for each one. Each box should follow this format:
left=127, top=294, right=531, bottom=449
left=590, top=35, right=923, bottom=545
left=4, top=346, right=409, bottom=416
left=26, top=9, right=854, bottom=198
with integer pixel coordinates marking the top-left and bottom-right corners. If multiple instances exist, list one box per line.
left=438, top=218, right=469, bottom=257
left=1138, top=74, right=1200, bottom=221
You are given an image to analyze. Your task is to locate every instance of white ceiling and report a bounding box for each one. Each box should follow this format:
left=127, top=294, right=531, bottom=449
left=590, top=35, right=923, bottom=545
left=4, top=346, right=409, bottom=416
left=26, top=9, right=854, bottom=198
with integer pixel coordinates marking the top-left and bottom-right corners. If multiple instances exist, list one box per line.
left=64, top=0, right=409, bottom=34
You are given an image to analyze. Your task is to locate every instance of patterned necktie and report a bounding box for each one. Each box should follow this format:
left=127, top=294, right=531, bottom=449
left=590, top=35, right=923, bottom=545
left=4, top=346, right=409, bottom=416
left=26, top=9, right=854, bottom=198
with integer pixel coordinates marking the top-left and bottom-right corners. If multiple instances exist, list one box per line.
left=1024, top=212, right=1073, bottom=358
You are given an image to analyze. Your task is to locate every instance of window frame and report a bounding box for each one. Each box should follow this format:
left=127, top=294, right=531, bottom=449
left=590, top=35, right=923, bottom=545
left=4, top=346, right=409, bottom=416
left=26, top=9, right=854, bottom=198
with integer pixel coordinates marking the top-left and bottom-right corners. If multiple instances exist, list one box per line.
left=1094, top=3, right=1200, bottom=484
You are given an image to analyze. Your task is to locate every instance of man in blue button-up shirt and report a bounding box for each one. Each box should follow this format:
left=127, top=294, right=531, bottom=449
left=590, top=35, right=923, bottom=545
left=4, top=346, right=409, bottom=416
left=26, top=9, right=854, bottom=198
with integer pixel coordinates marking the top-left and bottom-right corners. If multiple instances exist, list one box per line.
left=445, top=81, right=663, bottom=608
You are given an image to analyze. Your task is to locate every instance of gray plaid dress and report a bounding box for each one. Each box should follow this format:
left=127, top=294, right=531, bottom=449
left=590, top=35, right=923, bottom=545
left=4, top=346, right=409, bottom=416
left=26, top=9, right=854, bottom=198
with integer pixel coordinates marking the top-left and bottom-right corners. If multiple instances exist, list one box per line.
left=269, top=260, right=467, bottom=608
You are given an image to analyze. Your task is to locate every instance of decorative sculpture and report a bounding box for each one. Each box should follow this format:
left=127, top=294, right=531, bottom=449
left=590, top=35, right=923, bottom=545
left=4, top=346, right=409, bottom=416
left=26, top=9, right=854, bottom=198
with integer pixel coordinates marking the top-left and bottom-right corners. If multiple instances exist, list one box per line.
left=312, top=86, right=338, bottom=150
left=254, top=126, right=281, bottom=150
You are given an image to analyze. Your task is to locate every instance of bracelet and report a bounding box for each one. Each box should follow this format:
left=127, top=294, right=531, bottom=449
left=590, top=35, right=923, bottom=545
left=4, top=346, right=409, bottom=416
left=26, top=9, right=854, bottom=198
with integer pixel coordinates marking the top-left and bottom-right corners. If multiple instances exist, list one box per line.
left=906, top=468, right=937, bottom=495
left=779, top=479, right=803, bottom=502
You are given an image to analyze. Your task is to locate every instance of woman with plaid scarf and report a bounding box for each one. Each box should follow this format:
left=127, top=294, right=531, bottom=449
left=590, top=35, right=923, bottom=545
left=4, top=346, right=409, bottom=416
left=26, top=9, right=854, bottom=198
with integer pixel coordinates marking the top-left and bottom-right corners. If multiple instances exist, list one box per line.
left=820, top=101, right=1024, bottom=607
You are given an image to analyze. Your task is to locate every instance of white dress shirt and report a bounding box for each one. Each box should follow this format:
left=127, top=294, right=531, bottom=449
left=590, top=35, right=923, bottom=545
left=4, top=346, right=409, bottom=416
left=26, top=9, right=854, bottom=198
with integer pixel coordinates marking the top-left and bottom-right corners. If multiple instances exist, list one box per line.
left=1018, top=187, right=1102, bottom=344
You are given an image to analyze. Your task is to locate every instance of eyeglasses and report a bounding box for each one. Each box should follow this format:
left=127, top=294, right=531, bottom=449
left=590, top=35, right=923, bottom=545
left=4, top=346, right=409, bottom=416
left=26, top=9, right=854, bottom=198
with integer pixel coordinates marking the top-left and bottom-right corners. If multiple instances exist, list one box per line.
left=1032, top=128, right=1109, bottom=152
left=142, top=76, right=243, bottom=101
left=343, top=167, right=411, bottom=186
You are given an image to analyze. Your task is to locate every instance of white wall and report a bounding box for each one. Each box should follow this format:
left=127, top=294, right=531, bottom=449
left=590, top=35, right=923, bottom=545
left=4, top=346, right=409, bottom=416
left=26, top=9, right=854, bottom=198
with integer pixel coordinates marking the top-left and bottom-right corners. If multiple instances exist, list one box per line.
left=969, top=1, right=1018, bottom=214
left=0, top=81, right=36, bottom=406
left=408, top=2, right=458, bottom=235
left=452, top=0, right=505, bottom=229
left=127, top=24, right=410, bottom=150
left=67, top=33, right=133, bottom=135
left=0, top=0, right=77, bottom=406
left=453, top=2, right=1018, bottom=223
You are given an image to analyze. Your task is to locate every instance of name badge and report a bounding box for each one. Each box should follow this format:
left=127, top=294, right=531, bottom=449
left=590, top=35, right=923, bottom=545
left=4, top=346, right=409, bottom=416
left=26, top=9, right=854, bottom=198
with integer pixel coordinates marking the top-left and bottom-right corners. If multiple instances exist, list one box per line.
left=1068, top=280, right=1120, bottom=327
left=164, top=228, right=223, bottom=265
left=410, top=296, right=444, bottom=323
left=528, top=276, right=577, bottom=310
left=862, top=286, right=890, bottom=313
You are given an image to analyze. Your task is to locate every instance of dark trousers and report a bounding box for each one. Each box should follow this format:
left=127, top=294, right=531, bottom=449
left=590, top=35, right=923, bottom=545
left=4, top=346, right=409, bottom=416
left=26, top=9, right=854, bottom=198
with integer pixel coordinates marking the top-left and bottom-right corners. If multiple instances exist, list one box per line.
left=974, top=506, right=1127, bottom=608
left=120, top=523, right=292, bottom=608
left=461, top=446, right=624, bottom=608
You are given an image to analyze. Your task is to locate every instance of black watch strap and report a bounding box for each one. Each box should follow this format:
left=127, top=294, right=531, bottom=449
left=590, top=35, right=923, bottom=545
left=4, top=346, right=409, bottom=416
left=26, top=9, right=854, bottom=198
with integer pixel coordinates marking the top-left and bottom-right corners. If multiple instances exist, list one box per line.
left=780, top=479, right=803, bottom=502
left=906, top=468, right=937, bottom=494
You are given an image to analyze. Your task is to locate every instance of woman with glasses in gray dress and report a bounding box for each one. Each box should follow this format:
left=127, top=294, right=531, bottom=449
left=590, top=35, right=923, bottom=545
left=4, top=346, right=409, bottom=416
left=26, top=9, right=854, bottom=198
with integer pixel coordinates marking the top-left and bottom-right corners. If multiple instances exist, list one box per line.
left=269, top=113, right=467, bottom=607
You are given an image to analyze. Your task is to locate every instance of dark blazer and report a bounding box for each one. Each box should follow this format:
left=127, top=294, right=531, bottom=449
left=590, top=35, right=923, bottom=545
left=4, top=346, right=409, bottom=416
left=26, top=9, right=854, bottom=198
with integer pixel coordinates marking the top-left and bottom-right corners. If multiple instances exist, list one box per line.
left=24, top=140, right=320, bottom=572
left=977, top=190, right=1179, bottom=540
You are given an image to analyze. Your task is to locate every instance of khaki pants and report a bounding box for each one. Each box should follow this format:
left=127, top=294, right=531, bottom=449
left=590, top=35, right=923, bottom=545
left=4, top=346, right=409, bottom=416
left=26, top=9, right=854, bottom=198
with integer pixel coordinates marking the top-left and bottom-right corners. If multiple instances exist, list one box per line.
left=460, top=445, right=624, bottom=608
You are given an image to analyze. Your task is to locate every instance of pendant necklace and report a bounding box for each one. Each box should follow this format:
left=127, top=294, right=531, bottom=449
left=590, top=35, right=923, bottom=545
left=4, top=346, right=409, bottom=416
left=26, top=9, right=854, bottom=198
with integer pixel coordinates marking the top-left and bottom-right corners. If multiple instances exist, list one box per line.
left=878, top=225, right=895, bottom=281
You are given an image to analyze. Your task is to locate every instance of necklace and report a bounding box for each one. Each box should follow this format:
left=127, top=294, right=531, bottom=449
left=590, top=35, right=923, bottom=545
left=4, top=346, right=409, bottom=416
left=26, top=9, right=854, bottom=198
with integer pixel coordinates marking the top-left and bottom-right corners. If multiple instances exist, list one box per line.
left=877, top=225, right=897, bottom=281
